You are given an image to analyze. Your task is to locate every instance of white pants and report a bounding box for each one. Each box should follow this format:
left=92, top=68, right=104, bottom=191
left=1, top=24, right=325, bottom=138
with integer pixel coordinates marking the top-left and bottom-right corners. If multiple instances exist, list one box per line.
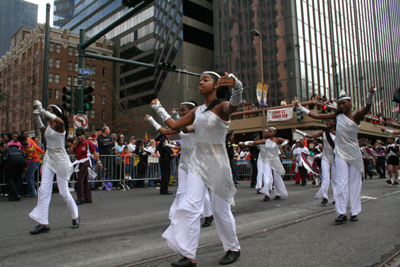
left=315, top=159, right=337, bottom=200
left=162, top=170, right=240, bottom=260
left=255, top=158, right=264, bottom=189
left=259, top=163, right=288, bottom=197
left=334, top=157, right=362, bottom=216
left=29, top=165, right=78, bottom=225
left=169, top=168, right=212, bottom=219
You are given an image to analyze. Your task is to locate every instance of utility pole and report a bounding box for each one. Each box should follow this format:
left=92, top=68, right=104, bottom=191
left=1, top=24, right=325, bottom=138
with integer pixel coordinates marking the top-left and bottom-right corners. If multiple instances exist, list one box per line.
left=41, top=3, right=50, bottom=146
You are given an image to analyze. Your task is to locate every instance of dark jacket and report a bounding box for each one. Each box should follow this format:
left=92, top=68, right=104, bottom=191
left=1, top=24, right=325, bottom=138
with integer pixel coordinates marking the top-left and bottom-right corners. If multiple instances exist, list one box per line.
left=226, top=138, right=234, bottom=160
left=158, top=136, right=172, bottom=160
left=248, top=145, right=260, bottom=161
left=135, top=146, right=149, bottom=174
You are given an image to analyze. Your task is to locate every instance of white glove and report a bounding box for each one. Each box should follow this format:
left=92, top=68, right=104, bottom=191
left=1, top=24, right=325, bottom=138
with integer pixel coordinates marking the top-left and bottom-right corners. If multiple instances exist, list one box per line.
left=33, top=100, right=42, bottom=110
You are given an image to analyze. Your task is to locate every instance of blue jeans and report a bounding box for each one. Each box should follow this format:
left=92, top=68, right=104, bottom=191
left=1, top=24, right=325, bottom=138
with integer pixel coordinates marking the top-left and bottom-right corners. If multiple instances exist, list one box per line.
left=26, top=161, right=40, bottom=196
left=232, top=164, right=239, bottom=183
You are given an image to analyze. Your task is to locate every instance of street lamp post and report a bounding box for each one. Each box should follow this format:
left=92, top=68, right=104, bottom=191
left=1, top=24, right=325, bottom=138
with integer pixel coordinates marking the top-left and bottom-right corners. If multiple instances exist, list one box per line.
left=251, top=29, right=265, bottom=129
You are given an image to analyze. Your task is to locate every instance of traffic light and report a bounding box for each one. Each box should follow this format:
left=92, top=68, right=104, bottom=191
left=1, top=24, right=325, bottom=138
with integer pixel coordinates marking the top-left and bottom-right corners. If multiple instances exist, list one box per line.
left=296, top=109, right=303, bottom=123
left=321, top=104, right=328, bottom=114
left=122, top=0, right=141, bottom=8
left=82, top=85, right=94, bottom=112
left=157, top=62, right=176, bottom=71
left=61, top=87, right=73, bottom=112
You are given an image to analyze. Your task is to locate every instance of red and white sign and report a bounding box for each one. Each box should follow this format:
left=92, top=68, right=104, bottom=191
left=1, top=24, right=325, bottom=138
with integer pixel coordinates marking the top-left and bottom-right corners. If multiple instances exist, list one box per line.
left=267, top=107, right=293, bottom=122
left=73, top=114, right=88, bottom=129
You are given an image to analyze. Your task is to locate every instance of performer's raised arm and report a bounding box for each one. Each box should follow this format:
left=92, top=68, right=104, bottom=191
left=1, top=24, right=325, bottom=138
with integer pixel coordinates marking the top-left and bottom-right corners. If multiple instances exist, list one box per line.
left=293, top=127, right=324, bottom=139
left=381, top=127, right=400, bottom=135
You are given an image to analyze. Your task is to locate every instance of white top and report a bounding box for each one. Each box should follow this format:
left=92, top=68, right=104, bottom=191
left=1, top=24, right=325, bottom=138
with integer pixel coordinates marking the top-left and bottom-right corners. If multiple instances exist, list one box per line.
left=127, top=143, right=136, bottom=153
left=43, top=126, right=73, bottom=180
left=294, top=146, right=309, bottom=166
left=190, top=104, right=236, bottom=205
left=334, top=113, right=363, bottom=173
left=322, top=132, right=336, bottom=166
left=179, top=131, right=195, bottom=171
left=264, top=139, right=285, bottom=175
left=258, top=142, right=267, bottom=162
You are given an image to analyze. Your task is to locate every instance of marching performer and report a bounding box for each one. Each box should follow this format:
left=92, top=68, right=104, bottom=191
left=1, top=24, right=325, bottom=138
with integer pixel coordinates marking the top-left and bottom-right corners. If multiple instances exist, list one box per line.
left=294, top=85, right=376, bottom=223
left=381, top=127, right=400, bottom=185
left=152, top=71, right=242, bottom=267
left=145, top=101, right=213, bottom=227
left=240, top=127, right=289, bottom=201
left=255, top=129, right=268, bottom=193
left=293, top=118, right=337, bottom=205
left=29, top=101, right=79, bottom=234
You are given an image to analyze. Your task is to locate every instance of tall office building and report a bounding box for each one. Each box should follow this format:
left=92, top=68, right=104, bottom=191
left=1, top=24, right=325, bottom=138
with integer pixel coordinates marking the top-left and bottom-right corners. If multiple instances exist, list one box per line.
left=214, top=0, right=400, bottom=119
left=55, top=0, right=214, bottom=136
left=0, top=0, right=37, bottom=57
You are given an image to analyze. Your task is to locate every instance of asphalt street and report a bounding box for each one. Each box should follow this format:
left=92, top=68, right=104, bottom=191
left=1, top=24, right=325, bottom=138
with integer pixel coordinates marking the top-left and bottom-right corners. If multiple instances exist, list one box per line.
left=1, top=176, right=399, bottom=267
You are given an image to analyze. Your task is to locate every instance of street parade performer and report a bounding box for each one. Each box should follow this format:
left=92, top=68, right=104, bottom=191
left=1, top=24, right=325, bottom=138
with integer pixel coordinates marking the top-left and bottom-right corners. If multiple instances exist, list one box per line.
left=240, top=127, right=289, bottom=202
left=293, top=118, right=337, bottom=205
left=29, top=100, right=79, bottom=234
left=294, top=84, right=376, bottom=223
left=150, top=71, right=242, bottom=267
left=145, top=101, right=213, bottom=227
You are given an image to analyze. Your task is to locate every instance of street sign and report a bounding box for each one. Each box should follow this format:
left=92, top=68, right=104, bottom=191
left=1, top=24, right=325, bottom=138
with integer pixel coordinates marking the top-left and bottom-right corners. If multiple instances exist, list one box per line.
left=78, top=68, right=93, bottom=75
left=82, top=73, right=89, bottom=80
left=73, top=114, right=88, bottom=129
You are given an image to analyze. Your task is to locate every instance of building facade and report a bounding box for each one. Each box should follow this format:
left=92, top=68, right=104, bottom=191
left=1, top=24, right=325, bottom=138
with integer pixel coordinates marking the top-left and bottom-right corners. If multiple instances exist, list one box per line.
left=0, top=24, right=114, bottom=134
left=213, top=0, right=400, bottom=120
left=0, top=0, right=37, bottom=57
left=55, top=0, right=214, bottom=137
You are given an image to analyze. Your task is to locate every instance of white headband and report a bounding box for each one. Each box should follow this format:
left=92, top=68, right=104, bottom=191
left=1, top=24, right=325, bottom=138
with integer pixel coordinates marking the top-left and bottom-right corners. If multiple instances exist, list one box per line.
left=48, top=104, right=62, bottom=115
left=338, top=96, right=351, bottom=102
left=181, top=102, right=195, bottom=107
left=202, top=71, right=221, bottom=78
left=269, top=127, right=277, bottom=131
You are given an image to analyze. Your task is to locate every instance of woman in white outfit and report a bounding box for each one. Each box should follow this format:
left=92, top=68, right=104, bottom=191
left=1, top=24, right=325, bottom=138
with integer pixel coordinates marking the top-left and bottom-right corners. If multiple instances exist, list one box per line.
left=255, top=129, right=268, bottom=193
left=29, top=100, right=79, bottom=234
left=241, top=127, right=289, bottom=201
left=145, top=101, right=213, bottom=227
left=294, top=85, right=376, bottom=223
left=293, top=118, right=337, bottom=205
left=151, top=71, right=242, bottom=267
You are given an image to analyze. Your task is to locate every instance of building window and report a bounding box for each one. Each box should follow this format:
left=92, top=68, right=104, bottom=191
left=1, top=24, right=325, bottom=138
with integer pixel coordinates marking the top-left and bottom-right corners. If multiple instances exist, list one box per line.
left=56, top=44, right=61, bottom=53
left=103, top=68, right=106, bottom=77
left=74, top=62, right=78, bottom=72
left=74, top=77, right=78, bottom=86
left=48, top=73, right=53, bottom=83
left=66, top=111, right=70, bottom=116
left=49, top=58, right=53, bottom=67
left=68, top=61, right=72, bottom=71
left=49, top=42, right=54, bottom=52
left=102, top=110, right=105, bottom=120
left=55, top=89, right=60, bottom=99
left=91, top=80, right=95, bottom=88
left=102, top=82, right=106, bottom=90
left=102, top=96, right=105, bottom=105
left=69, top=47, right=73, bottom=56
left=75, top=49, right=78, bottom=57
left=55, top=59, right=60, bottom=68
left=48, top=88, right=53, bottom=98
left=67, top=76, right=72, bottom=85
left=90, top=110, right=95, bottom=118
left=92, top=95, right=95, bottom=103
left=55, top=74, right=60, bottom=83
left=92, top=66, right=96, bottom=75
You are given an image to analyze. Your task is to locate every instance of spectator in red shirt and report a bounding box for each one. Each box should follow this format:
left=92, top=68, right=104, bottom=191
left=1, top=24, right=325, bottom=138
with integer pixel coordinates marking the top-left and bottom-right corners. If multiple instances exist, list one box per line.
left=18, top=135, right=41, bottom=197
left=70, top=128, right=102, bottom=205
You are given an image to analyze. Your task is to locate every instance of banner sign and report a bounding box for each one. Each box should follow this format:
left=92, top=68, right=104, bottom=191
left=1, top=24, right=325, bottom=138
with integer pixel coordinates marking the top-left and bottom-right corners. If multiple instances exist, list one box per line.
left=263, top=84, right=269, bottom=107
left=256, top=83, right=263, bottom=105
left=267, top=107, right=293, bottom=122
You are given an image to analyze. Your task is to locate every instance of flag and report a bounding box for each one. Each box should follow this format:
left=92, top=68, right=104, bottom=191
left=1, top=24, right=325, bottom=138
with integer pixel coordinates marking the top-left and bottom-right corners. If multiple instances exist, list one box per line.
left=144, top=132, right=148, bottom=142
left=263, top=84, right=269, bottom=107
left=256, top=82, right=263, bottom=105
left=300, top=152, right=322, bottom=175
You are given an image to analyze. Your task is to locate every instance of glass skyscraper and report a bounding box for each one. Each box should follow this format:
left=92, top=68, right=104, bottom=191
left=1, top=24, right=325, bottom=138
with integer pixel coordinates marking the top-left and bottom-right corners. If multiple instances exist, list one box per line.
left=0, top=0, right=37, bottom=57
left=214, top=0, right=400, bottom=118
left=55, top=0, right=214, bottom=124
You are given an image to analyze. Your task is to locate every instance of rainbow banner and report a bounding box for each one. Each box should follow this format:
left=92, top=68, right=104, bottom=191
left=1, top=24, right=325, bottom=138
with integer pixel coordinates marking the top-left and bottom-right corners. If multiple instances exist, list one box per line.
left=256, top=82, right=263, bottom=105
left=263, top=84, right=269, bottom=107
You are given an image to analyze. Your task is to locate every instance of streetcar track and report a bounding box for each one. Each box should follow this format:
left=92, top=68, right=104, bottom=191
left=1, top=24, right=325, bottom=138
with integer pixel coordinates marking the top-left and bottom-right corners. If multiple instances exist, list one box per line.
left=378, top=248, right=400, bottom=267
left=117, top=190, right=400, bottom=267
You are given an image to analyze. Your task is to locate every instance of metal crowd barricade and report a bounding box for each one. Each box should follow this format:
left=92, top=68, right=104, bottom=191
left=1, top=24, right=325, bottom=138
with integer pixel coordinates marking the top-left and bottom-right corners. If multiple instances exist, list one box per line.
left=237, top=160, right=252, bottom=179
